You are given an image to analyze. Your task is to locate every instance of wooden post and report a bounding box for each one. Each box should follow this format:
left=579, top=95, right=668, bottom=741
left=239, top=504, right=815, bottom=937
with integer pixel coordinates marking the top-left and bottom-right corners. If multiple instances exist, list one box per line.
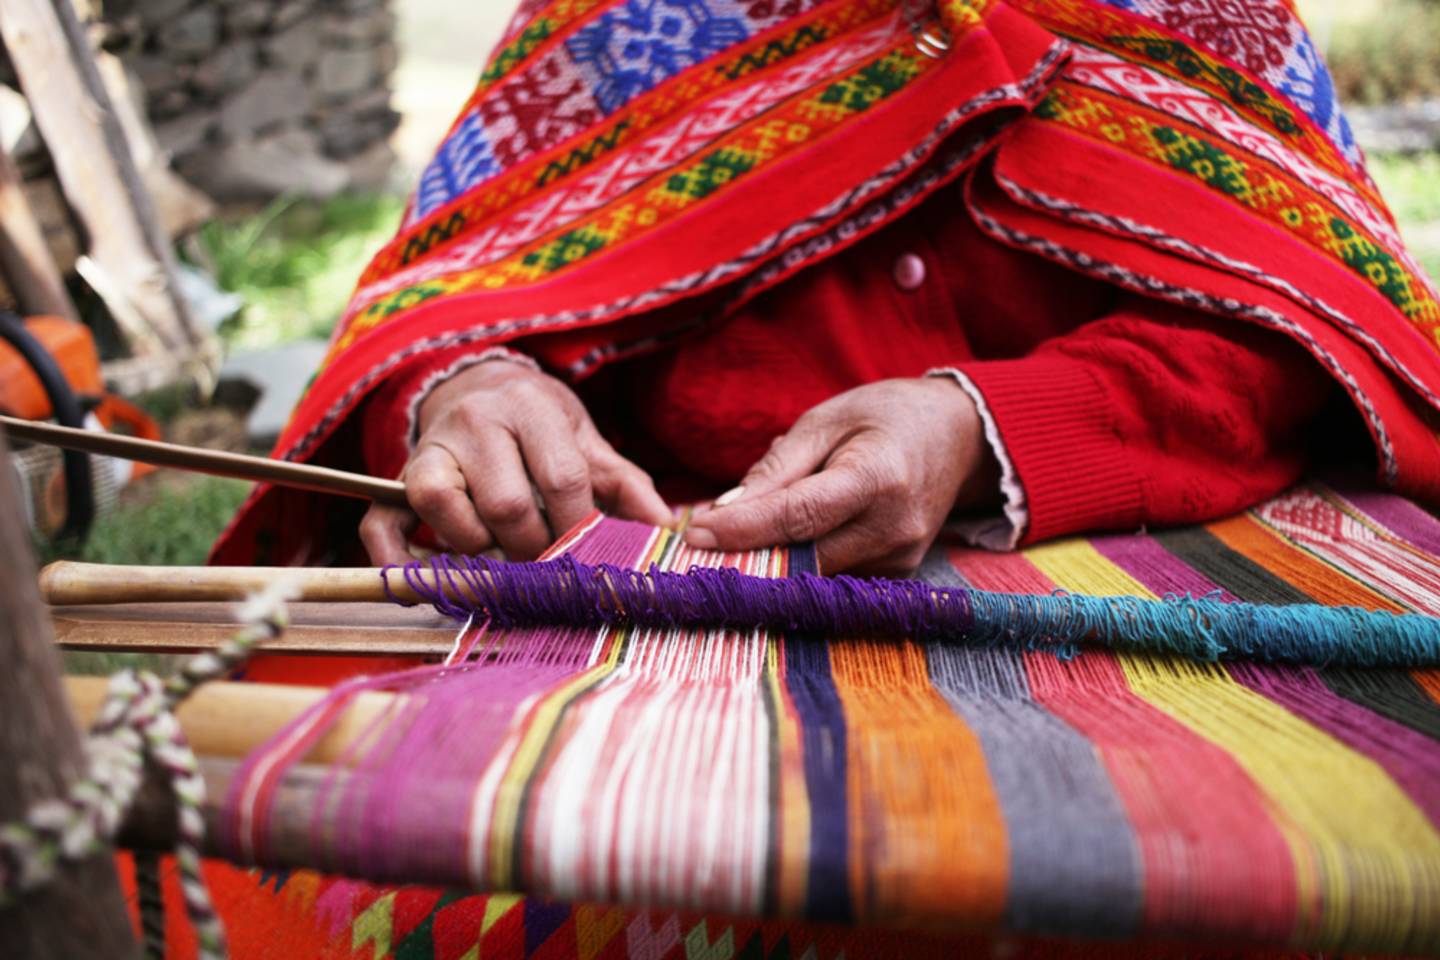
left=0, top=0, right=215, bottom=384
left=0, top=427, right=138, bottom=958
left=0, top=139, right=78, bottom=321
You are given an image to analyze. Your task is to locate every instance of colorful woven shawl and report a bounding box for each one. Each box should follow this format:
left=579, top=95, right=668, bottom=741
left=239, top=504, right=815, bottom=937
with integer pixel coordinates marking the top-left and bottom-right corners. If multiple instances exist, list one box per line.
left=214, top=0, right=1440, bottom=564
left=194, top=479, right=1440, bottom=956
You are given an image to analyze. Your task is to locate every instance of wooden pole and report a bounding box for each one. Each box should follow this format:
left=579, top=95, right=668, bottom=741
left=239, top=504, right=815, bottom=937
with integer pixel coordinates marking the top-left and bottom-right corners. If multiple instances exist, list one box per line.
left=40, top=561, right=412, bottom=606
left=0, top=0, right=214, bottom=382
left=50, top=599, right=458, bottom=657
left=0, top=138, right=78, bottom=321
left=116, top=758, right=342, bottom=875
left=0, top=428, right=138, bottom=956
left=66, top=677, right=394, bottom=764
left=0, top=415, right=410, bottom=507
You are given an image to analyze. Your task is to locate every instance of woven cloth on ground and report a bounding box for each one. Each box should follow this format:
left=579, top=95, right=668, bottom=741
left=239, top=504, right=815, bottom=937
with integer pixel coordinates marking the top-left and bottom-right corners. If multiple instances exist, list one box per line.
left=146, top=478, right=1440, bottom=959
left=213, top=0, right=1440, bottom=566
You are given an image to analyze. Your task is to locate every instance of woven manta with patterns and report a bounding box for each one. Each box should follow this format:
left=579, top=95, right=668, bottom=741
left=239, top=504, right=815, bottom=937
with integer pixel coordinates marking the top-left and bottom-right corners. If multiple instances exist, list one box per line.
left=207, top=479, right=1440, bottom=957
left=217, top=0, right=1440, bottom=567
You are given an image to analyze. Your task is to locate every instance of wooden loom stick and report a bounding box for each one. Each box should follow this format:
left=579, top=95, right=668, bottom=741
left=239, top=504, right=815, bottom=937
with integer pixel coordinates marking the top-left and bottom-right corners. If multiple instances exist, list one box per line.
left=0, top=415, right=409, bottom=506
left=118, top=758, right=336, bottom=870
left=50, top=600, right=458, bottom=656
left=68, top=680, right=382, bottom=870
left=41, top=560, right=412, bottom=606
left=65, top=676, right=392, bottom=763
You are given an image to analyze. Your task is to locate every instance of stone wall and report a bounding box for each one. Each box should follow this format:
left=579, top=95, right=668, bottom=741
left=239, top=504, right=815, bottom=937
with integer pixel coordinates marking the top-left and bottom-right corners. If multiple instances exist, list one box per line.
left=0, top=0, right=399, bottom=313
left=100, top=0, right=400, bottom=200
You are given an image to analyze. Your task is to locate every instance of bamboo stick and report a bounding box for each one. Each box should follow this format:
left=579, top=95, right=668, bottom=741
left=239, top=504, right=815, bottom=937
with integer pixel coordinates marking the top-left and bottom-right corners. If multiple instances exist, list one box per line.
left=65, top=676, right=394, bottom=762
left=41, top=561, right=412, bottom=606
left=0, top=415, right=409, bottom=506
left=70, top=679, right=399, bottom=872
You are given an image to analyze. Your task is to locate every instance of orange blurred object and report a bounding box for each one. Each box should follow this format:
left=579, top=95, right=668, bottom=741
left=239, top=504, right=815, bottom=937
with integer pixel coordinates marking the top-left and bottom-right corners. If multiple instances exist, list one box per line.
left=0, top=315, right=104, bottom=420
left=0, top=314, right=159, bottom=478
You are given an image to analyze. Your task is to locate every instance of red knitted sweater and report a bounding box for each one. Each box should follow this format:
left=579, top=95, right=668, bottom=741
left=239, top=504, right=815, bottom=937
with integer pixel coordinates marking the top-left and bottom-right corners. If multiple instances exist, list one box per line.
left=362, top=180, right=1334, bottom=547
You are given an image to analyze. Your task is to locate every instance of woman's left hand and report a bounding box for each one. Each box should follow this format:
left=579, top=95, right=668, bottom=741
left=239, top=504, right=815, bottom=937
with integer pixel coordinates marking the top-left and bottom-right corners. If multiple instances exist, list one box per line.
left=684, top=377, right=998, bottom=574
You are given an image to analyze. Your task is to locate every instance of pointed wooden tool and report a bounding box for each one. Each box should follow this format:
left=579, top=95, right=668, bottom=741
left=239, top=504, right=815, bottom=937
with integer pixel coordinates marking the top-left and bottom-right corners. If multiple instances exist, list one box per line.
left=0, top=414, right=408, bottom=506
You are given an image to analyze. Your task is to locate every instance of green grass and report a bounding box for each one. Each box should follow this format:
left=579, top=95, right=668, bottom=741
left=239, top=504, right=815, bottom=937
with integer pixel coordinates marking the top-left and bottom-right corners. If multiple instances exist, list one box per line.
left=1371, top=152, right=1440, bottom=285
left=192, top=192, right=406, bottom=350
left=1372, top=153, right=1440, bottom=225
left=38, top=474, right=253, bottom=568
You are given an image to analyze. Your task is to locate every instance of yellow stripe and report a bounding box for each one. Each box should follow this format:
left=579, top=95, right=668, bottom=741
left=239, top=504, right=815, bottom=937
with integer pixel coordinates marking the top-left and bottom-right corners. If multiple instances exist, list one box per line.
left=762, top=545, right=813, bottom=914
left=485, top=530, right=674, bottom=886
left=1026, top=537, right=1440, bottom=951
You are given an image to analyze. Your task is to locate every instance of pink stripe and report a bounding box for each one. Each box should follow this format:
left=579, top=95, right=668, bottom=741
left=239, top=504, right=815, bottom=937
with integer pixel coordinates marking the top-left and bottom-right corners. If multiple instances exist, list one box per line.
left=1090, top=533, right=1233, bottom=601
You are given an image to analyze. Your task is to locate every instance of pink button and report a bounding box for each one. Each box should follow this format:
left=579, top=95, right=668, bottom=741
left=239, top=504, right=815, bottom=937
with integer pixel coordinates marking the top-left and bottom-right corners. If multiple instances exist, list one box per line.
left=893, top=253, right=926, bottom=291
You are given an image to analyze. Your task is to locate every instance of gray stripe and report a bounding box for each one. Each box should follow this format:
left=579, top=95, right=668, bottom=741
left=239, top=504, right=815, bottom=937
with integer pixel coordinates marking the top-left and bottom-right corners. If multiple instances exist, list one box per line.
left=920, top=547, right=1143, bottom=936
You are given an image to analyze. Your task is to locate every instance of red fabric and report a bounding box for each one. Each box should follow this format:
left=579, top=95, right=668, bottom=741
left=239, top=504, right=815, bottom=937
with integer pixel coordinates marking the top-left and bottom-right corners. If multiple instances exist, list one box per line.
left=211, top=3, right=1440, bottom=568
left=974, top=119, right=1440, bottom=500
left=364, top=185, right=1333, bottom=545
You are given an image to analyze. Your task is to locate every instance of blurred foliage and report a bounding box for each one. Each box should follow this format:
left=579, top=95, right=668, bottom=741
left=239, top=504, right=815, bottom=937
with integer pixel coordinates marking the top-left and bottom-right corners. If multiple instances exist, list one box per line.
left=1325, top=0, right=1440, bottom=105
left=191, top=192, right=405, bottom=350
left=36, top=474, right=252, bottom=568
left=1372, top=152, right=1440, bottom=285
left=130, top=381, right=203, bottom=424
left=1372, top=153, right=1440, bottom=225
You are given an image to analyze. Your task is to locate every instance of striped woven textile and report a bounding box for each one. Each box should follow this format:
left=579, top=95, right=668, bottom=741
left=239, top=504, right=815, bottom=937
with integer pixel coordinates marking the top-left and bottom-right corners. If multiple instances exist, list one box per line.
left=207, top=478, right=1440, bottom=958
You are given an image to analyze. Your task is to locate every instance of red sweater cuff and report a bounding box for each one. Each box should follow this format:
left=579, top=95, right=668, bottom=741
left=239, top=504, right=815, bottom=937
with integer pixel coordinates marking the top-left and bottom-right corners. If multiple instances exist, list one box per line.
left=958, top=356, right=1145, bottom=544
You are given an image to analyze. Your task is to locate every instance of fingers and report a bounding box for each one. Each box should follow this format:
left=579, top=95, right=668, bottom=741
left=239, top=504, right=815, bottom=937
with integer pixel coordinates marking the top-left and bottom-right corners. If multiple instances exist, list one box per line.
left=813, top=521, right=927, bottom=576
left=399, top=363, right=676, bottom=557
left=359, top=504, right=419, bottom=566
left=587, top=436, right=672, bottom=526
left=686, top=462, right=872, bottom=552
left=730, top=414, right=838, bottom=501
left=515, top=415, right=597, bottom=540
left=404, top=444, right=494, bottom=554
left=456, top=430, right=552, bottom=559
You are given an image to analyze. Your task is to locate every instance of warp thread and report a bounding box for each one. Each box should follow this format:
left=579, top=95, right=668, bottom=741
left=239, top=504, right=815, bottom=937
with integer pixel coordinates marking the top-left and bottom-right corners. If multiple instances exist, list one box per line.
left=0, top=585, right=293, bottom=960
left=386, top=554, right=1440, bottom=668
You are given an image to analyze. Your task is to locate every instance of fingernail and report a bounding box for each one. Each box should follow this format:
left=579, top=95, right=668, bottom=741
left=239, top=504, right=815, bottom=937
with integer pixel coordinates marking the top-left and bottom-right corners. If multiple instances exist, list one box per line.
left=714, top=485, right=746, bottom=508
left=685, top=526, right=719, bottom=550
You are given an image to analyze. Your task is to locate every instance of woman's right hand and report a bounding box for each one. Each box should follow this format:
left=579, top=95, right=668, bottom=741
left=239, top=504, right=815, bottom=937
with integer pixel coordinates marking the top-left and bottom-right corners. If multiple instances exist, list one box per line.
left=360, top=360, right=670, bottom=565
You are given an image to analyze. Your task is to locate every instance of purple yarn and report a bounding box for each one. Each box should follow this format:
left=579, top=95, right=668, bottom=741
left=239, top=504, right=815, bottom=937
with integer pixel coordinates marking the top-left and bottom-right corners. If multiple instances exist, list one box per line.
left=386, top=553, right=972, bottom=640
left=382, top=553, right=1440, bottom=668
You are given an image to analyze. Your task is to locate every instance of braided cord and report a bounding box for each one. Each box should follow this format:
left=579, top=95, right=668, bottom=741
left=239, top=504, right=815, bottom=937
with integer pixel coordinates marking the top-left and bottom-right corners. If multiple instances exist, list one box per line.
left=0, top=587, right=291, bottom=960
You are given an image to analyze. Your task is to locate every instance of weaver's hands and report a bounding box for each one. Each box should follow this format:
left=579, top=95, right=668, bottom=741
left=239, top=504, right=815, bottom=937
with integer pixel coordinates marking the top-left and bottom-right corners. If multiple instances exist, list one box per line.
left=685, top=377, right=996, bottom=575
left=361, top=361, right=670, bottom=564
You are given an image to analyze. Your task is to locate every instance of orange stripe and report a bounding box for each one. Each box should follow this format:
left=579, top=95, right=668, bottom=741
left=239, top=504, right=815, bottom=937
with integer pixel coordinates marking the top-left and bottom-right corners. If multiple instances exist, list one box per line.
left=827, top=639, right=1007, bottom=924
left=365, top=0, right=897, bottom=283
left=1205, top=513, right=1404, bottom=612
left=1413, top=671, right=1440, bottom=705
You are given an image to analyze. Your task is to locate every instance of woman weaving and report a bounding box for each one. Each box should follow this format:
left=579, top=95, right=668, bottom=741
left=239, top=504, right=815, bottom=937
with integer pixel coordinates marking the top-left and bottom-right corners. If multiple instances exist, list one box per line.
left=174, top=4, right=1440, bottom=956
left=214, top=2, right=1438, bottom=580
